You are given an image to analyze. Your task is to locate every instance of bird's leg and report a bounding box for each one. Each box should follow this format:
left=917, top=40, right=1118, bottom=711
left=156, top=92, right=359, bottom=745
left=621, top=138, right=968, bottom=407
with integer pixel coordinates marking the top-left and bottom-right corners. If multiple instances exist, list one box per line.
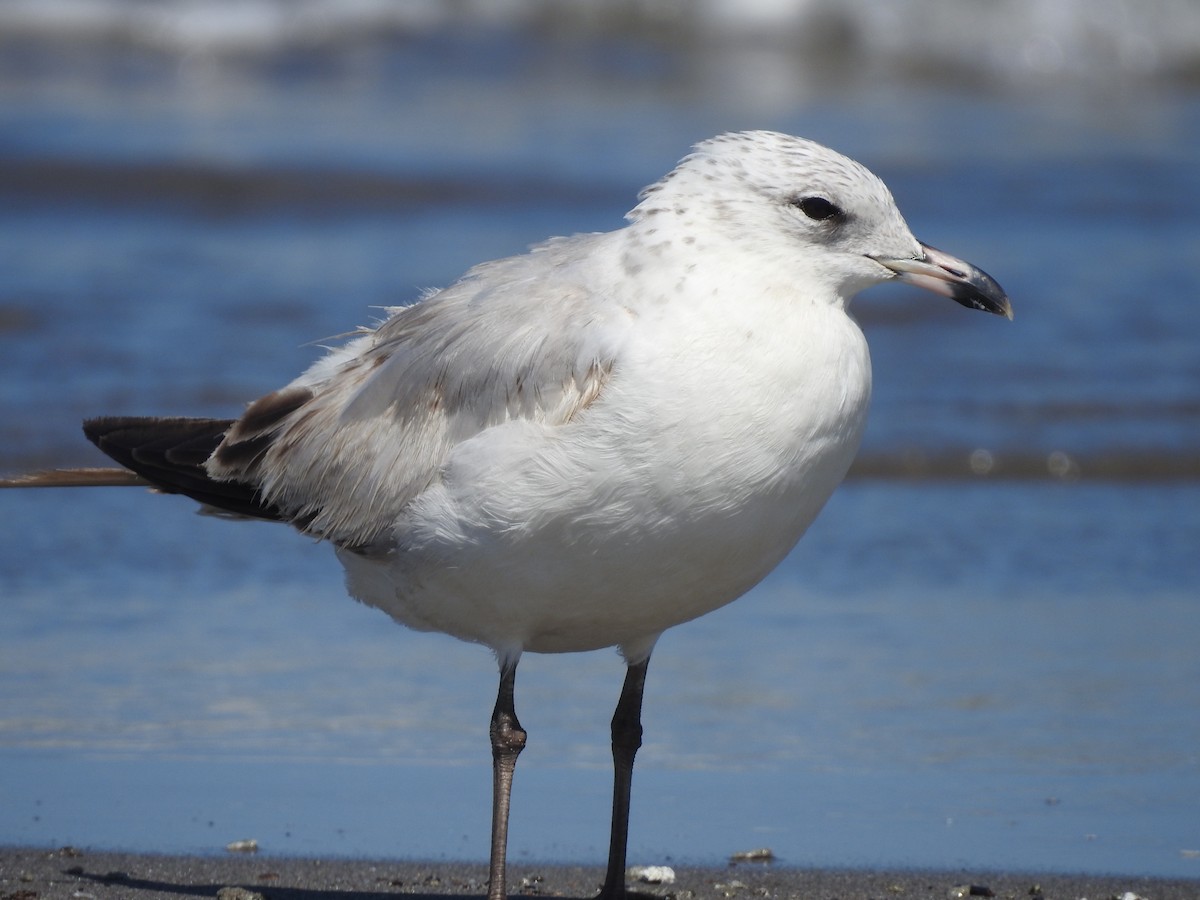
left=487, top=658, right=526, bottom=900
left=596, top=656, right=651, bottom=900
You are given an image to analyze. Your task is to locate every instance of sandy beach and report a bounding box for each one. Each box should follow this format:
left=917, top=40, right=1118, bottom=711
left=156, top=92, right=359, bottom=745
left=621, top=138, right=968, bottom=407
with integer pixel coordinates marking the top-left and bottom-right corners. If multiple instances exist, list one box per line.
left=2, top=847, right=1198, bottom=900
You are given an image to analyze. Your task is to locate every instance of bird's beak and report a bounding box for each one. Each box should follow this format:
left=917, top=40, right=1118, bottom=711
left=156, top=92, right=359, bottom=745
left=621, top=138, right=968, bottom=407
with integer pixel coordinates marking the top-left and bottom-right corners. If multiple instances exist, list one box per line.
left=873, top=242, right=1013, bottom=320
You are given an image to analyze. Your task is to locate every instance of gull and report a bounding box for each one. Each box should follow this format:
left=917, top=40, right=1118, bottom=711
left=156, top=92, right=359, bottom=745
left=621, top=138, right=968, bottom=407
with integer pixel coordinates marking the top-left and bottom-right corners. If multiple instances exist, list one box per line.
left=1, top=131, right=1010, bottom=900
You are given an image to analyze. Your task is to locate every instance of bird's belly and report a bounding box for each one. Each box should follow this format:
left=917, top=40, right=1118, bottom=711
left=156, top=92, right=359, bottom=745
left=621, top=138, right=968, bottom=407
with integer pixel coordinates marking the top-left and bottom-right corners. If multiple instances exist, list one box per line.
left=340, top=458, right=842, bottom=657
left=341, top=419, right=865, bottom=658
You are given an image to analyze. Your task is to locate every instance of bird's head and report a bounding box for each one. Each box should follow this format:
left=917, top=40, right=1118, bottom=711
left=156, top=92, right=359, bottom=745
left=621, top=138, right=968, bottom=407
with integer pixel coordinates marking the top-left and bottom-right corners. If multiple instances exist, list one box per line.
left=632, top=130, right=1012, bottom=319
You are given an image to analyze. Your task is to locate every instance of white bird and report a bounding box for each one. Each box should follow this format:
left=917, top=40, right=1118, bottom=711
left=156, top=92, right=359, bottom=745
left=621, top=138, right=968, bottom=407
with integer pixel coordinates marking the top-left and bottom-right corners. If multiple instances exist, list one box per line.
left=2, top=131, right=1010, bottom=900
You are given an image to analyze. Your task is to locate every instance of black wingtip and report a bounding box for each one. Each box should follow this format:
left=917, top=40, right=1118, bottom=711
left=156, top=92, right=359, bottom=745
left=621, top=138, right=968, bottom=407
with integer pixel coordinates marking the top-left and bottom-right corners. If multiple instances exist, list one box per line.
left=82, top=415, right=285, bottom=522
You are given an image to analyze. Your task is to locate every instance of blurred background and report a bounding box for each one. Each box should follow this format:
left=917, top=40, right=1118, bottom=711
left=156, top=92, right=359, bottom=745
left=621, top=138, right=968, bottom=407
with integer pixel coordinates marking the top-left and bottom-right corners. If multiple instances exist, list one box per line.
left=2, top=0, right=1198, bottom=879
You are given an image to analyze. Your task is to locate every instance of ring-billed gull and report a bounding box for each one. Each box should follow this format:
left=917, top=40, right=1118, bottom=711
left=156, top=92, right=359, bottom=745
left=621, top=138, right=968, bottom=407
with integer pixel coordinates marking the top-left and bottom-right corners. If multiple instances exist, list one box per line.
left=4, top=131, right=1010, bottom=900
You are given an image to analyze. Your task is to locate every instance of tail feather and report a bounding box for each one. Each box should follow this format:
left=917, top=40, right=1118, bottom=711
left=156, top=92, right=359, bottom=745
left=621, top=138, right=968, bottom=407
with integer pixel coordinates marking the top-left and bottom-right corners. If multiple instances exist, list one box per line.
left=0, top=468, right=149, bottom=488
left=82, top=416, right=286, bottom=522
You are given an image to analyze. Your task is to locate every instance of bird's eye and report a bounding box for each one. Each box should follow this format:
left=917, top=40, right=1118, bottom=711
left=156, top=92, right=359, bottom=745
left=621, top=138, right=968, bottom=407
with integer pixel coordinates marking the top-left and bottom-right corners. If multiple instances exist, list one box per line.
left=793, top=196, right=842, bottom=221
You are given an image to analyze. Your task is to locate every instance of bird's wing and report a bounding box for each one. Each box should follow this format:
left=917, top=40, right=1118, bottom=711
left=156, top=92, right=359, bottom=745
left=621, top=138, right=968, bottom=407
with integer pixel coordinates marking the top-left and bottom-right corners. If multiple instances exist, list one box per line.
left=208, top=234, right=627, bottom=549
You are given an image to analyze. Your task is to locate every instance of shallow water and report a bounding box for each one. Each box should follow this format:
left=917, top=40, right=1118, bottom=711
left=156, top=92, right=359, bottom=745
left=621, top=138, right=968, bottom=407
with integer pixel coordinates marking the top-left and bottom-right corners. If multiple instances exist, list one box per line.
left=3, top=481, right=1198, bottom=873
left=2, top=3, right=1199, bottom=879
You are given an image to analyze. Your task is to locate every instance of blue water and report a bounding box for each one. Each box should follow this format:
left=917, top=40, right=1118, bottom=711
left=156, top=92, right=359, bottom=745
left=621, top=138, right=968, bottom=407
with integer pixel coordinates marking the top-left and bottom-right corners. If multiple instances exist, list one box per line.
left=2, top=3, right=1199, bottom=880
left=3, top=482, right=1198, bottom=874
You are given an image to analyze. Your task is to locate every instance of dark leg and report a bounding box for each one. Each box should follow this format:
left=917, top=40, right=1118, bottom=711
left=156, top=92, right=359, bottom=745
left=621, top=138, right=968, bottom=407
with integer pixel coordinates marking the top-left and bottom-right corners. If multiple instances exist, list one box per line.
left=487, top=659, right=526, bottom=900
left=597, top=656, right=651, bottom=900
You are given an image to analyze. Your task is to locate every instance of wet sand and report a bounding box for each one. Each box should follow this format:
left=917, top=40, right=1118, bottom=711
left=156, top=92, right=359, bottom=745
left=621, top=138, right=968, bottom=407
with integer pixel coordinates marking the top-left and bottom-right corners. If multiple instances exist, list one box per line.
left=3, top=847, right=1197, bottom=900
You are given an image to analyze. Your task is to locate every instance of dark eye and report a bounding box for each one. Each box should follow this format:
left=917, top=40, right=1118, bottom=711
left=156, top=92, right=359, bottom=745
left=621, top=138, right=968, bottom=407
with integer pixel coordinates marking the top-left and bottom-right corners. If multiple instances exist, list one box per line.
left=793, top=196, right=842, bottom=221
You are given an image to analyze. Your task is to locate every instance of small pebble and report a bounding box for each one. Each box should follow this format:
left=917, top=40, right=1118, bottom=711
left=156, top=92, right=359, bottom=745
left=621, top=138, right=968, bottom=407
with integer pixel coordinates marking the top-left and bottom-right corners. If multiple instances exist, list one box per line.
left=217, top=888, right=265, bottom=900
left=627, top=865, right=676, bottom=885
left=948, top=886, right=994, bottom=899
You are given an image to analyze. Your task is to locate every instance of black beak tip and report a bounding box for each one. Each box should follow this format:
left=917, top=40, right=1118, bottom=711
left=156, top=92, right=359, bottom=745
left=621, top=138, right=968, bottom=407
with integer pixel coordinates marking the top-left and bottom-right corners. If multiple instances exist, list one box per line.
left=949, top=268, right=1013, bottom=320
left=953, top=287, right=1014, bottom=320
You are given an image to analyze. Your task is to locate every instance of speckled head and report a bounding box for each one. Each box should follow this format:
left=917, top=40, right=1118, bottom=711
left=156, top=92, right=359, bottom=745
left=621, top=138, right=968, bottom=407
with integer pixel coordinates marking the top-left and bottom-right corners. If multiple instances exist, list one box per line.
left=628, top=130, right=1011, bottom=317
left=628, top=131, right=921, bottom=300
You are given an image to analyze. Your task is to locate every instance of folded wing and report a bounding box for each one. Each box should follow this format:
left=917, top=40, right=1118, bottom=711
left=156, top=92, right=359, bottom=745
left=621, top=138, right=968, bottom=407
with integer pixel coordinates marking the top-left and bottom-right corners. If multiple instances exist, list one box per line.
left=184, top=235, right=626, bottom=549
